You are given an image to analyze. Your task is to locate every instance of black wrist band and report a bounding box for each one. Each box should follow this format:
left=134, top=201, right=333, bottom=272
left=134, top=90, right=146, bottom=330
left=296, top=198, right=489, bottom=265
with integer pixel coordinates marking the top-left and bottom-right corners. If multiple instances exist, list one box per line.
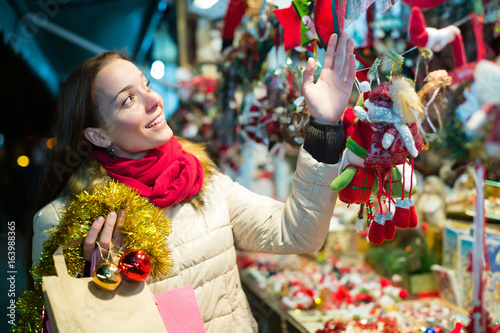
left=303, top=116, right=346, bottom=164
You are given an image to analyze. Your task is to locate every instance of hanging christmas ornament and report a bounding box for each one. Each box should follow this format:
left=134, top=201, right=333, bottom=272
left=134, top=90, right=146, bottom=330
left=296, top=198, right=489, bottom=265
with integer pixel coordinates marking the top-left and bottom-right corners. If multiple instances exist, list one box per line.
left=384, top=212, right=396, bottom=241
left=368, top=212, right=387, bottom=245
left=118, top=249, right=152, bottom=282
left=417, top=70, right=453, bottom=135
left=92, top=240, right=122, bottom=290
left=93, top=262, right=122, bottom=291
left=331, top=74, right=426, bottom=244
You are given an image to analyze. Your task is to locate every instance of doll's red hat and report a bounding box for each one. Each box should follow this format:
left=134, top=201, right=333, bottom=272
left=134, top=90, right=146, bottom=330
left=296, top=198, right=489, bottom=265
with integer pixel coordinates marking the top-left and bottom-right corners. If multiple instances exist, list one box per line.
left=365, top=82, right=392, bottom=110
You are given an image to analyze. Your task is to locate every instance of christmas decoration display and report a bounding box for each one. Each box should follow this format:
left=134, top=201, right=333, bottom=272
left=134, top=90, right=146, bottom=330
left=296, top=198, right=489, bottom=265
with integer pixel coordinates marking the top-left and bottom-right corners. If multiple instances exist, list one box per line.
left=239, top=252, right=467, bottom=332
left=12, top=181, right=172, bottom=333
left=331, top=75, right=424, bottom=245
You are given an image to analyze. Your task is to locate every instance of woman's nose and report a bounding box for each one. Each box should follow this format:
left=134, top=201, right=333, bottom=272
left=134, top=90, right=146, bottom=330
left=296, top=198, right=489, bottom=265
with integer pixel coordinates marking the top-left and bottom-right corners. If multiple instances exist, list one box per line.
left=145, top=92, right=159, bottom=113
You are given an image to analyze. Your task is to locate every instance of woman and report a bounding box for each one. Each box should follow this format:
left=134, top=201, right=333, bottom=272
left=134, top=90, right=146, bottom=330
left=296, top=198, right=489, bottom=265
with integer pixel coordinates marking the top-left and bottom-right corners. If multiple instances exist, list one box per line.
left=32, top=32, right=355, bottom=332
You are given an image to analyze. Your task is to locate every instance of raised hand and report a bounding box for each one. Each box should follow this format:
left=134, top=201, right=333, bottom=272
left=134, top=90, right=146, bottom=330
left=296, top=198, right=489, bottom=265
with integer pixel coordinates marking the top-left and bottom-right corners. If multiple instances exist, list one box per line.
left=302, top=31, right=356, bottom=124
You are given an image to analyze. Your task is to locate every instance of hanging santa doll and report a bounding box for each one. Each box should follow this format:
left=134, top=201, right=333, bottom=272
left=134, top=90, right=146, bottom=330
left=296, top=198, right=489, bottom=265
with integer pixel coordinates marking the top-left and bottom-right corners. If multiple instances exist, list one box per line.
left=331, top=77, right=425, bottom=244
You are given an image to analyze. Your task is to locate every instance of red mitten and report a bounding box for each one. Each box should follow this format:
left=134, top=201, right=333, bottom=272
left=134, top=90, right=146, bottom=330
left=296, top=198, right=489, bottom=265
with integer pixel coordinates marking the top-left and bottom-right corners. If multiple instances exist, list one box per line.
left=409, top=205, right=418, bottom=228
left=393, top=199, right=412, bottom=228
left=384, top=212, right=396, bottom=241
left=368, top=213, right=386, bottom=245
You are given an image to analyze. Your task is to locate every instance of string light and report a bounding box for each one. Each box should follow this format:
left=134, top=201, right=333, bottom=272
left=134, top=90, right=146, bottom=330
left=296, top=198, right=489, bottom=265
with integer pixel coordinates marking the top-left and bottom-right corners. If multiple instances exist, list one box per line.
left=150, top=60, right=165, bottom=80
left=46, top=138, right=54, bottom=149
left=17, top=155, right=29, bottom=167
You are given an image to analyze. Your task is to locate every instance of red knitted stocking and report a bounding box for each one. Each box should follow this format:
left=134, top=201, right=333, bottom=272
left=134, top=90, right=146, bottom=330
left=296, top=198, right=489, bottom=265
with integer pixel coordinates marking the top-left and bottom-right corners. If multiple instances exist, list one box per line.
left=368, top=213, right=386, bottom=245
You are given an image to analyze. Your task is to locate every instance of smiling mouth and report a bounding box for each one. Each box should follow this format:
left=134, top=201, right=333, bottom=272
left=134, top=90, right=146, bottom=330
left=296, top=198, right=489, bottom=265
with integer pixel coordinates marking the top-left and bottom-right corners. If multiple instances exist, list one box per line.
left=145, top=114, right=164, bottom=129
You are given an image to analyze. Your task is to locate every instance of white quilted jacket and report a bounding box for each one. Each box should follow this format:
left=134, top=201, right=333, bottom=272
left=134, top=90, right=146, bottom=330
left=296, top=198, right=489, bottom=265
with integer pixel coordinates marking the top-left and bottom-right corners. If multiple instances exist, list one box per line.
left=32, top=147, right=340, bottom=332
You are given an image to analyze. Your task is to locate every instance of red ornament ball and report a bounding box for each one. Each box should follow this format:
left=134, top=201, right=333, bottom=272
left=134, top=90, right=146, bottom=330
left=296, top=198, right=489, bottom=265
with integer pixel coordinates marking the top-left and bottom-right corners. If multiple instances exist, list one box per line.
left=118, top=249, right=152, bottom=282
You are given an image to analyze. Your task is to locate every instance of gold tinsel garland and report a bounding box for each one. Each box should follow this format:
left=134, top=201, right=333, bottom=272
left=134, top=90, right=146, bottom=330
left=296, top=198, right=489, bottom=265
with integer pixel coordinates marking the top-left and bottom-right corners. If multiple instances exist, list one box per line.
left=11, top=181, right=172, bottom=332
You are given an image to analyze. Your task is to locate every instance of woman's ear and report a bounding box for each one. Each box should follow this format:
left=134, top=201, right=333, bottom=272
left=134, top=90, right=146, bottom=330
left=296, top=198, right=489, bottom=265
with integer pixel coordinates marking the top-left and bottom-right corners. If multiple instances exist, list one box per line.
left=84, top=127, right=109, bottom=148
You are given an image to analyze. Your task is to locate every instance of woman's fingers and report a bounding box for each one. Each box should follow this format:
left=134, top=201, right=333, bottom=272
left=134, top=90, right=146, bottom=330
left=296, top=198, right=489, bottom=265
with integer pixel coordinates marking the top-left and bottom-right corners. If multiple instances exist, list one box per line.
left=112, top=210, right=126, bottom=249
left=302, top=57, right=316, bottom=90
left=98, top=211, right=117, bottom=253
left=332, top=31, right=349, bottom=74
left=83, top=211, right=119, bottom=261
left=345, top=54, right=357, bottom=87
left=323, top=33, right=338, bottom=69
left=340, top=39, right=355, bottom=81
left=83, top=216, right=104, bottom=261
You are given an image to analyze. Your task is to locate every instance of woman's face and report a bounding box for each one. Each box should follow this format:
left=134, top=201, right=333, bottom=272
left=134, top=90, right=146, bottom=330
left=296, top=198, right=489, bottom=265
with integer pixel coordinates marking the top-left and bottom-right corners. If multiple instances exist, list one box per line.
left=91, top=59, right=173, bottom=159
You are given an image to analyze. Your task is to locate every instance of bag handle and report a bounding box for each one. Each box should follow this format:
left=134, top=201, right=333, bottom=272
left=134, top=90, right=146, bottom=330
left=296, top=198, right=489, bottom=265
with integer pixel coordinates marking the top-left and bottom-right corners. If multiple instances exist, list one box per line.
left=52, top=237, right=85, bottom=278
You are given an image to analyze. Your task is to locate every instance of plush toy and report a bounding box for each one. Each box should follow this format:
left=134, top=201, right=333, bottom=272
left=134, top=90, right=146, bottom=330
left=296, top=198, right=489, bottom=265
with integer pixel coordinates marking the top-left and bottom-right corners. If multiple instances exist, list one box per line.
left=331, top=77, right=424, bottom=245
left=406, top=0, right=487, bottom=85
left=406, top=1, right=466, bottom=69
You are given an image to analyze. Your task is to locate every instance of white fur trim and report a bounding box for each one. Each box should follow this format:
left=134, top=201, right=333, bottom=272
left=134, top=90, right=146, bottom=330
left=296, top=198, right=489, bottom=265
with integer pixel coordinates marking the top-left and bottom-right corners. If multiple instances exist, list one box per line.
left=425, top=26, right=460, bottom=52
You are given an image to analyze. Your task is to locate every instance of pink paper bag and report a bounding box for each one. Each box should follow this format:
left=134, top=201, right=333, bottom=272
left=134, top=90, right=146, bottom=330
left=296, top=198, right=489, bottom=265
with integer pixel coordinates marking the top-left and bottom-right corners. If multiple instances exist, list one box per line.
left=154, top=285, right=206, bottom=333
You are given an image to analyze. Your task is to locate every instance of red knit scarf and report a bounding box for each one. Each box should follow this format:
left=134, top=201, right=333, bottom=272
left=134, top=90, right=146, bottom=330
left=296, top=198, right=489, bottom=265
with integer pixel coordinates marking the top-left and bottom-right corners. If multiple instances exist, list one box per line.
left=91, top=137, right=204, bottom=208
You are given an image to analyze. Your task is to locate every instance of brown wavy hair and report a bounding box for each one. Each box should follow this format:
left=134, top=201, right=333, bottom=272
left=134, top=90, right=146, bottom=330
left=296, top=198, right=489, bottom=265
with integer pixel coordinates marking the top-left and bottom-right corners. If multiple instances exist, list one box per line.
left=35, top=51, right=128, bottom=212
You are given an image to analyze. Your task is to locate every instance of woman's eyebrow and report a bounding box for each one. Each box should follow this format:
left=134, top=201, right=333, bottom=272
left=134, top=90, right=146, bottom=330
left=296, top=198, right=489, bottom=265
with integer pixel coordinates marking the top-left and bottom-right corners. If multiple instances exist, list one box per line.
left=113, top=73, right=146, bottom=101
left=114, top=84, right=133, bottom=101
